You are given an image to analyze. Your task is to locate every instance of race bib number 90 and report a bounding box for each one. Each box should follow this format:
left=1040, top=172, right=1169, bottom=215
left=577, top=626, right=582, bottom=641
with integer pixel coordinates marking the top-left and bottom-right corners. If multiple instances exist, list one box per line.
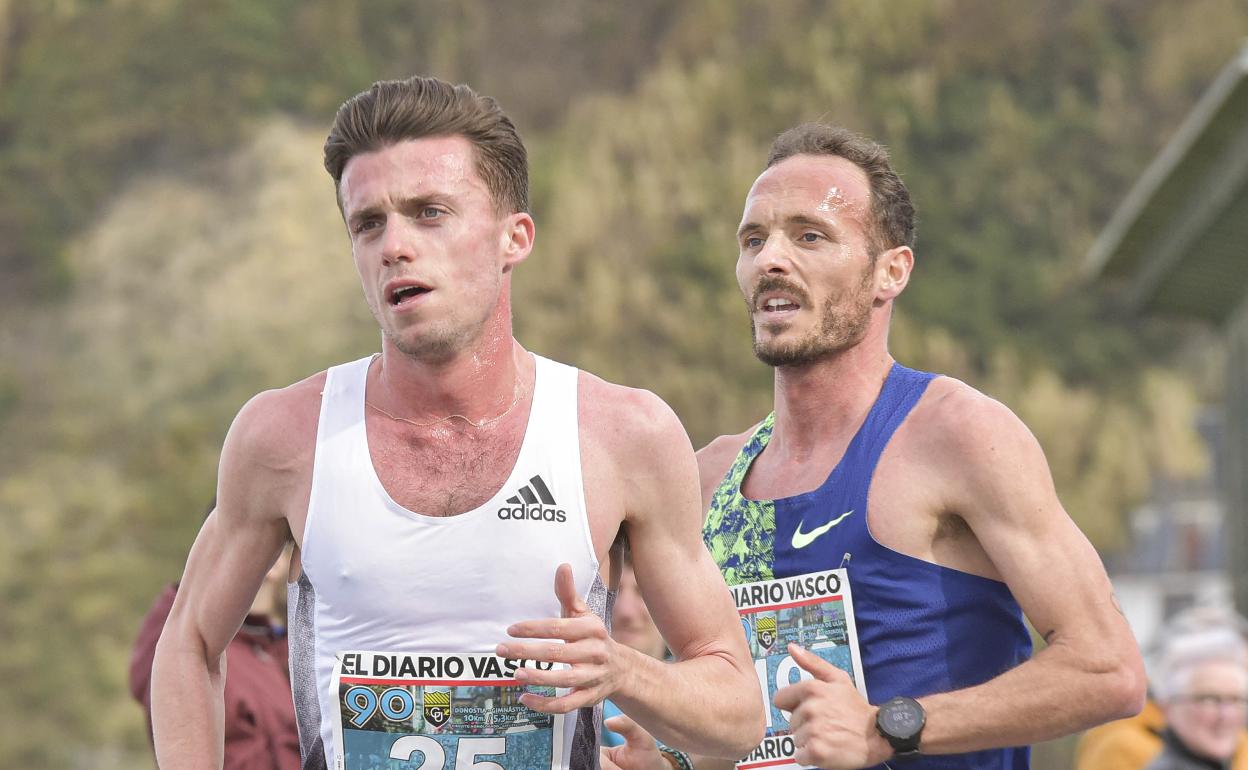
left=732, top=569, right=865, bottom=770
left=332, top=652, right=566, bottom=770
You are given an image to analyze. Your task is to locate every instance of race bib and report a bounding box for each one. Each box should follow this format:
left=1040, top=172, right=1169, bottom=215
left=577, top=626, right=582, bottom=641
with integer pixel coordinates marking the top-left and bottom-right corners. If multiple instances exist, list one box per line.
left=732, top=569, right=866, bottom=770
left=331, top=652, right=566, bottom=770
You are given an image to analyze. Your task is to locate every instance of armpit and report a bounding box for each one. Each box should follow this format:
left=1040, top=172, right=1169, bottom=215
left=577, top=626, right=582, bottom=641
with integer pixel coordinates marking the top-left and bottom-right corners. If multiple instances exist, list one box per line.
left=933, top=511, right=973, bottom=542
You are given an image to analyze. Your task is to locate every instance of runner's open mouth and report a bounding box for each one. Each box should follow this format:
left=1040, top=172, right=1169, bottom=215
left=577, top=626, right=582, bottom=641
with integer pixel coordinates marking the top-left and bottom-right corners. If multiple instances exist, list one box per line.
left=390, top=286, right=431, bottom=305
left=763, top=298, right=800, bottom=312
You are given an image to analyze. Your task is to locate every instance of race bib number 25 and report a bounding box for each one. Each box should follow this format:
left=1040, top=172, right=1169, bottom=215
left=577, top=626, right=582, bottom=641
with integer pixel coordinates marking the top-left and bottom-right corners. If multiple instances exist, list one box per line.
left=332, top=652, right=566, bottom=770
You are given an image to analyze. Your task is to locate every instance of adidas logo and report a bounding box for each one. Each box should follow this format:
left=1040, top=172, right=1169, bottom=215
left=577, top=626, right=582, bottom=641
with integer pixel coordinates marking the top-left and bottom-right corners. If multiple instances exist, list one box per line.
left=497, top=475, right=567, bottom=522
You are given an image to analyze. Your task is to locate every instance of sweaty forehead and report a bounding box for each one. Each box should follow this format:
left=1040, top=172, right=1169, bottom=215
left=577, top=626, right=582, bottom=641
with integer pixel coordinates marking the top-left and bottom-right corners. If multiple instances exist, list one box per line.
left=339, top=135, right=484, bottom=212
left=743, top=154, right=871, bottom=223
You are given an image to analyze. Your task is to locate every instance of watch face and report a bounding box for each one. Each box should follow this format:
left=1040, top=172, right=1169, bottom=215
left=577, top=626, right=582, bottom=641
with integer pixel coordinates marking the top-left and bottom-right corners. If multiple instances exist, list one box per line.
left=879, top=699, right=924, bottom=740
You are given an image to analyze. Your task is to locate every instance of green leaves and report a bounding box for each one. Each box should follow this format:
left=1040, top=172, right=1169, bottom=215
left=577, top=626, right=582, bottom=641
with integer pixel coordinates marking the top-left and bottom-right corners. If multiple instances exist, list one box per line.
left=1, top=1, right=1243, bottom=765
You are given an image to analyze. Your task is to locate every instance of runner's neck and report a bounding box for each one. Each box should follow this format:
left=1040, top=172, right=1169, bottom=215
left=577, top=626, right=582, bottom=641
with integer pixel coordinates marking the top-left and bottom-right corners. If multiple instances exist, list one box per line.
left=770, top=346, right=894, bottom=458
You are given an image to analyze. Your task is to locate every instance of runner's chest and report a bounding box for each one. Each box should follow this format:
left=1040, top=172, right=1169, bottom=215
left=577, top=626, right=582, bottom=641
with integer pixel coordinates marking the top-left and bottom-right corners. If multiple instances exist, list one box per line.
left=367, top=420, right=527, bottom=516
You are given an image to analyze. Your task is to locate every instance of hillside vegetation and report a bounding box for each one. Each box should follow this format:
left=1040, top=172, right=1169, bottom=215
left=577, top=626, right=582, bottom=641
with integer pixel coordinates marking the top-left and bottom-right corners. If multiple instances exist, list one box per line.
left=2, top=1, right=1245, bottom=766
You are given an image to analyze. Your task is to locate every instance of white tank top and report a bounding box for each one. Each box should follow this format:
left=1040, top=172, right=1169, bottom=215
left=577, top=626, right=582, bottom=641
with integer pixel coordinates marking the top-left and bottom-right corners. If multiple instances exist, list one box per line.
left=288, top=354, right=607, bottom=770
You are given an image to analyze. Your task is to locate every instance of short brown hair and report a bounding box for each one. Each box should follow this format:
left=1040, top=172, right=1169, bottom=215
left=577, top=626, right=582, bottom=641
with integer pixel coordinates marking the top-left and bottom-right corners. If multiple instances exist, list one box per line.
left=767, top=124, right=915, bottom=254
left=324, top=76, right=529, bottom=214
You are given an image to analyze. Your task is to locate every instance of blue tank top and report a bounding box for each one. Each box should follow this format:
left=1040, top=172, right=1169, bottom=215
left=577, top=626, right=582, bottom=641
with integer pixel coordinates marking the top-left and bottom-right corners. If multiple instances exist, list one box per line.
left=703, top=363, right=1032, bottom=770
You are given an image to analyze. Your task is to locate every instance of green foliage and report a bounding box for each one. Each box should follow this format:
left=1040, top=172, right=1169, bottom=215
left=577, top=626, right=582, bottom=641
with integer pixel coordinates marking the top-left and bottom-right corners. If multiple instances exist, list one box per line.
left=0, top=120, right=377, bottom=768
left=516, top=0, right=1235, bottom=548
left=2, top=1, right=1245, bottom=766
left=0, top=0, right=680, bottom=301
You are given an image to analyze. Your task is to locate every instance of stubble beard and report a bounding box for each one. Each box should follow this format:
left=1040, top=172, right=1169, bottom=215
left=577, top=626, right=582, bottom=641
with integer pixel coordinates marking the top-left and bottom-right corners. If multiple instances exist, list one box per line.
left=749, top=267, right=875, bottom=368
left=376, top=291, right=500, bottom=365
left=384, top=324, right=464, bottom=363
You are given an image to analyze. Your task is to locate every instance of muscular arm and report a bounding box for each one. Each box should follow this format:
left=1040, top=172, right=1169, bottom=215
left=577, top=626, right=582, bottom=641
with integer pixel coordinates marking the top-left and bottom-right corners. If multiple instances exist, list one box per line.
left=150, top=387, right=309, bottom=769
left=597, top=396, right=758, bottom=758
left=609, top=391, right=763, bottom=757
left=602, top=428, right=775, bottom=770
left=498, top=383, right=762, bottom=758
left=772, top=387, right=1146, bottom=769
left=909, top=389, right=1146, bottom=752
left=674, top=434, right=760, bottom=770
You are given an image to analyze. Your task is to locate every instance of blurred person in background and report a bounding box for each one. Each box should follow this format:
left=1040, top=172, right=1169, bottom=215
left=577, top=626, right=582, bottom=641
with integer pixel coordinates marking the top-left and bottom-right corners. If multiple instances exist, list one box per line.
left=130, top=501, right=299, bottom=770
left=1144, top=626, right=1248, bottom=770
left=1077, top=607, right=1248, bottom=770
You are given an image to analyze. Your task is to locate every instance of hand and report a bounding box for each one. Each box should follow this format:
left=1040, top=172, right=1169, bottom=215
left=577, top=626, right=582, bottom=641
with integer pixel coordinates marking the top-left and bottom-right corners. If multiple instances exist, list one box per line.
left=772, top=644, right=892, bottom=770
left=600, top=714, right=668, bottom=770
left=498, top=563, right=628, bottom=713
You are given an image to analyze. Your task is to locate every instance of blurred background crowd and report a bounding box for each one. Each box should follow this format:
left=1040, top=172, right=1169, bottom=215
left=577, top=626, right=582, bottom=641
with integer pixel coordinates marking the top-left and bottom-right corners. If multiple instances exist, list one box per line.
left=3, top=1, right=1248, bottom=768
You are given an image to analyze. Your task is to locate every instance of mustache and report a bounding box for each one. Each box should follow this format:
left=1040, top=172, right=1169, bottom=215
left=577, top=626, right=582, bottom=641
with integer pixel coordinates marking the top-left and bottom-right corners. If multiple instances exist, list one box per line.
left=750, top=276, right=810, bottom=308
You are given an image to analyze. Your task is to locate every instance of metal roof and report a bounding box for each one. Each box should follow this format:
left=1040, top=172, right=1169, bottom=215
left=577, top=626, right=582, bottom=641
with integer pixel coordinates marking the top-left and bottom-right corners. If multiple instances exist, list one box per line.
left=1085, top=43, right=1248, bottom=325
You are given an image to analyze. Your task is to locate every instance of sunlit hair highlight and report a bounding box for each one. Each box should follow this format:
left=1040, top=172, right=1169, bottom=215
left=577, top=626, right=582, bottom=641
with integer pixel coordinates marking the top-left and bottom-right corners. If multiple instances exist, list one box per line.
left=324, top=75, right=529, bottom=214
left=767, top=123, right=915, bottom=256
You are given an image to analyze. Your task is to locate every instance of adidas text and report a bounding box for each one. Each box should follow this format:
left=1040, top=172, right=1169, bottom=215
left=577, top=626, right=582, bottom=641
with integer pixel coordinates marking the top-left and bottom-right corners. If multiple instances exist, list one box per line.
left=497, top=503, right=567, bottom=523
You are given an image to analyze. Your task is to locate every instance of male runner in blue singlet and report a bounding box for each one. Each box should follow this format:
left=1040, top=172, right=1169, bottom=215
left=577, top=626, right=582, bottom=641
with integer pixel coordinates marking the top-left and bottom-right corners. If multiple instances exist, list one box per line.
left=608, top=124, right=1146, bottom=770
left=149, top=76, right=762, bottom=770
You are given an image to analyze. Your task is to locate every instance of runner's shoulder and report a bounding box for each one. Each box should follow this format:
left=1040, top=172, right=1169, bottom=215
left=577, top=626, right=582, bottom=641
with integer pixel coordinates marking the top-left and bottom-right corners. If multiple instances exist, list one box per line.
left=910, top=375, right=1038, bottom=470
left=225, top=370, right=327, bottom=470
left=577, top=370, right=688, bottom=457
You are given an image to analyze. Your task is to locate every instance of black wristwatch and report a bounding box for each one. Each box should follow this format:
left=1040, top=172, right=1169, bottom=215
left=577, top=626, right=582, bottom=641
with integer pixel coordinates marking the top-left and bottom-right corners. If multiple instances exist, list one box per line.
left=875, top=696, right=925, bottom=756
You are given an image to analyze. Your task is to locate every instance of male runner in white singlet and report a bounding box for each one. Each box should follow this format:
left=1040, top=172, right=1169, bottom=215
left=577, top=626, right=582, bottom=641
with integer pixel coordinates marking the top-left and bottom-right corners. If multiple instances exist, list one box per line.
left=150, top=76, right=763, bottom=770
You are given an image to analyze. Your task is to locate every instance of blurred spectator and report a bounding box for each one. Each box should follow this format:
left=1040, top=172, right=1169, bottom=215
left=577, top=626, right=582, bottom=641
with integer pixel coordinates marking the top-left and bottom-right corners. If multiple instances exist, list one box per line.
left=1076, top=606, right=1248, bottom=770
left=1145, top=627, right=1248, bottom=769
left=602, top=549, right=669, bottom=747
left=130, top=505, right=299, bottom=770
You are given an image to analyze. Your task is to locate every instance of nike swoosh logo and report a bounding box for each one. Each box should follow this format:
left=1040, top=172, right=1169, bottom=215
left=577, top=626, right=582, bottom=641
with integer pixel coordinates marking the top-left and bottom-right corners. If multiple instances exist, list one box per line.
left=791, top=510, right=854, bottom=549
